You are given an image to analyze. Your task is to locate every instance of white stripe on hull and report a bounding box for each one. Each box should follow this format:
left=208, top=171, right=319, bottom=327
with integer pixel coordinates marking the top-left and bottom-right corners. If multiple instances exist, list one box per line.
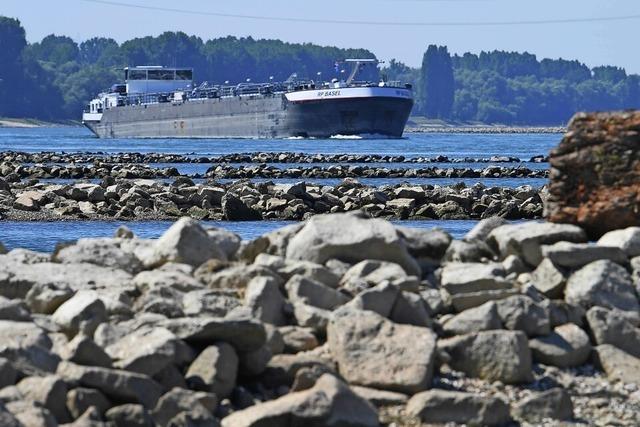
left=285, top=86, right=412, bottom=103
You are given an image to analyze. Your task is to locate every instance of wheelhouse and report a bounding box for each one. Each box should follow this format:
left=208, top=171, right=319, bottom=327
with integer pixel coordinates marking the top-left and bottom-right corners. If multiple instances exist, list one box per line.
left=125, top=66, right=194, bottom=94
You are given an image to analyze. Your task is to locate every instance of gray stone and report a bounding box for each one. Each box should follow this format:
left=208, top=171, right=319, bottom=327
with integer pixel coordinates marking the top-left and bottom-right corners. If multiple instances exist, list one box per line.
left=339, top=260, right=410, bottom=294
left=442, top=301, right=502, bottom=336
left=286, top=212, right=420, bottom=277
left=593, top=344, right=640, bottom=385
left=205, top=226, right=242, bottom=259
left=199, top=264, right=280, bottom=292
left=152, top=387, right=217, bottom=427
left=327, top=307, right=437, bottom=393
left=17, top=375, right=70, bottom=423
left=0, top=320, right=59, bottom=376
left=291, top=302, right=331, bottom=333
left=105, top=404, right=153, bottom=427
left=61, top=335, right=112, bottom=368
left=351, top=386, right=408, bottom=407
left=160, top=315, right=266, bottom=353
left=464, top=216, right=507, bottom=242
left=586, top=306, right=640, bottom=358
left=530, top=258, right=566, bottom=299
left=6, top=400, right=57, bottom=427
left=406, top=389, right=511, bottom=426
left=495, top=295, right=550, bottom=337
left=439, top=330, right=533, bottom=383
left=541, top=241, right=627, bottom=268
left=52, top=291, right=107, bottom=337
left=54, top=238, right=143, bottom=274
left=106, top=327, right=191, bottom=376
left=25, top=282, right=73, bottom=315
left=137, top=217, right=227, bottom=268
left=502, top=254, right=528, bottom=275
left=487, top=222, right=587, bottom=266
left=529, top=323, right=592, bottom=367
left=598, top=226, right=640, bottom=257
left=244, top=276, right=286, bottom=326
left=565, top=260, right=640, bottom=313
left=440, top=262, right=510, bottom=295
left=57, top=361, right=162, bottom=409
left=0, top=358, right=18, bottom=389
left=389, top=291, right=432, bottom=327
left=132, top=269, right=203, bottom=294
left=346, top=282, right=400, bottom=318
left=66, top=387, right=111, bottom=418
left=395, top=226, right=451, bottom=260
left=285, top=274, right=348, bottom=311
left=182, top=290, right=240, bottom=318
left=444, top=239, right=496, bottom=263
left=0, top=297, right=30, bottom=321
left=274, top=259, right=341, bottom=289
left=513, top=388, right=574, bottom=423
left=220, top=374, right=378, bottom=427
left=546, top=300, right=585, bottom=328
left=279, top=326, right=319, bottom=354
left=185, top=343, right=238, bottom=399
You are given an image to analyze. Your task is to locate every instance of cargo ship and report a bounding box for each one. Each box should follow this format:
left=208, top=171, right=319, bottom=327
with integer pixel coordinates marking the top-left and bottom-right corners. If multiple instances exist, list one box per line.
left=82, top=59, right=414, bottom=139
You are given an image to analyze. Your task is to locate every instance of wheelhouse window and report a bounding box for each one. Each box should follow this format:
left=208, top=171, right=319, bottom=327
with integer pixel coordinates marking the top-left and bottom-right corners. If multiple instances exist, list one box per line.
left=148, top=69, right=175, bottom=80
left=176, top=69, right=193, bottom=80
left=127, top=69, right=147, bottom=80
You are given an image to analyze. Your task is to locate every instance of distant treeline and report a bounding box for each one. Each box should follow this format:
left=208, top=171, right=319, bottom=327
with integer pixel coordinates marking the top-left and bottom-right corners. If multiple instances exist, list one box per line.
left=384, top=45, right=640, bottom=124
left=1, top=16, right=639, bottom=124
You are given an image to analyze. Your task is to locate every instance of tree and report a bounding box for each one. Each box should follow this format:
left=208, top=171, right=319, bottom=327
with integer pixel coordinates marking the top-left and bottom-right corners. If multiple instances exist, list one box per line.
left=419, top=45, right=454, bottom=118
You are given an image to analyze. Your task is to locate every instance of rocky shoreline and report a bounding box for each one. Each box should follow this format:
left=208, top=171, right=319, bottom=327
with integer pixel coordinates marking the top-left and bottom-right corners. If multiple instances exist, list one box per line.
left=0, top=212, right=638, bottom=425
left=0, top=176, right=544, bottom=222
left=406, top=125, right=566, bottom=134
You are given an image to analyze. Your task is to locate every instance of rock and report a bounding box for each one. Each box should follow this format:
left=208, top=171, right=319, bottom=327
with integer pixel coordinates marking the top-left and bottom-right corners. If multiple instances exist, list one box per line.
left=444, top=239, right=495, bottom=263
left=439, top=330, right=533, bottom=383
left=221, top=193, right=261, bottom=220
left=464, top=216, right=507, bottom=242
left=0, top=358, right=18, bottom=389
left=54, top=238, right=143, bottom=274
left=286, top=212, right=420, bottom=277
left=389, top=291, right=432, bottom=327
left=487, top=222, right=586, bottom=266
left=346, top=282, right=400, bottom=318
left=327, top=307, right=436, bottom=393
left=61, top=335, right=112, bottom=368
left=278, top=326, right=319, bottom=354
left=495, top=295, right=550, bottom=337
left=220, top=374, right=378, bottom=427
left=64, top=405, right=105, bottom=427
left=106, top=327, right=191, bottom=376
left=395, top=226, right=452, bottom=260
left=199, top=264, right=280, bottom=292
left=565, top=260, right=640, bottom=313
left=57, top=361, right=162, bottom=409
left=530, top=258, right=566, bottom=299
left=105, top=404, right=153, bottom=427
left=25, top=283, right=73, bottom=315
left=151, top=387, right=217, bottom=427
left=182, top=290, right=240, bottom=318
left=52, top=291, right=107, bottom=338
left=529, top=323, right=592, bottom=367
left=291, top=302, right=331, bottom=333
left=13, top=191, right=42, bottom=211
left=586, top=306, right=640, bottom=358
left=406, top=389, right=511, bottom=426
left=66, top=387, right=111, bottom=419
left=137, top=217, right=226, bottom=268
left=244, top=277, right=286, bottom=326
left=545, top=111, right=640, bottom=238
left=0, top=297, right=30, bottom=321
left=598, top=226, right=640, bottom=257
left=17, top=375, right=70, bottom=423
left=205, top=227, right=242, bottom=259
left=593, top=344, right=640, bottom=384
left=541, top=241, right=627, bottom=268
left=185, top=343, right=238, bottom=399
left=274, top=259, right=341, bottom=289
left=0, top=320, right=59, bottom=376
left=440, top=262, right=516, bottom=311
left=513, top=388, right=574, bottom=423
left=160, top=315, right=266, bottom=353
left=442, top=301, right=502, bottom=336
left=351, top=386, right=408, bottom=407
left=339, top=260, right=411, bottom=294
left=504, top=255, right=527, bottom=276
left=285, top=274, right=348, bottom=311
left=6, top=400, right=57, bottom=427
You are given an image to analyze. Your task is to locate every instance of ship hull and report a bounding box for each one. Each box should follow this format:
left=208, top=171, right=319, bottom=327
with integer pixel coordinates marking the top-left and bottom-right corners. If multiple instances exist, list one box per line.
left=83, top=91, right=413, bottom=139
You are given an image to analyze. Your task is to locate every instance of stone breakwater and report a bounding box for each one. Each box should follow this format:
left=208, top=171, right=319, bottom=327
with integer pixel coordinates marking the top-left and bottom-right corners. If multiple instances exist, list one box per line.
left=0, top=212, right=638, bottom=425
left=0, top=151, right=550, bottom=164
left=0, top=176, right=544, bottom=221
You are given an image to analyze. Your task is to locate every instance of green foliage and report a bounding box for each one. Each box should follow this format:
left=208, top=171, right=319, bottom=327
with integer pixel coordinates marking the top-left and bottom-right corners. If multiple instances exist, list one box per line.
left=418, top=45, right=454, bottom=119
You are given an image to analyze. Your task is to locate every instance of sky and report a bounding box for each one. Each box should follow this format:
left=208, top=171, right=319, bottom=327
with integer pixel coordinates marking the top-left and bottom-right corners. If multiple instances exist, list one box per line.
left=2, top=0, right=639, bottom=73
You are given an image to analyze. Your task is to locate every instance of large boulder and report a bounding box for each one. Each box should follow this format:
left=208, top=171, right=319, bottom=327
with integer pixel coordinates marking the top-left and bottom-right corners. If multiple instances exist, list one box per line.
left=495, top=295, right=550, bottom=337
left=327, top=307, right=437, bottom=393
left=565, top=260, right=640, bottom=313
left=0, top=320, right=59, bottom=375
left=540, top=241, right=627, bottom=268
left=544, top=111, right=640, bottom=238
left=438, top=330, right=533, bottom=384
left=529, top=323, right=592, bottom=367
left=598, top=226, right=640, bottom=257
left=487, top=222, right=586, bottom=266
left=593, top=344, right=640, bottom=384
left=185, top=343, right=238, bottom=399
left=442, top=301, right=502, bottom=336
left=285, top=274, right=348, bottom=311
left=136, top=217, right=226, bottom=268
left=244, top=276, right=287, bottom=326
left=513, top=388, right=574, bottom=423
left=220, top=374, right=378, bottom=427
left=586, top=306, right=640, bottom=358
left=406, top=389, right=510, bottom=426
left=285, top=212, right=420, bottom=276
left=53, top=238, right=143, bottom=274
left=440, top=262, right=516, bottom=311
left=52, top=291, right=107, bottom=337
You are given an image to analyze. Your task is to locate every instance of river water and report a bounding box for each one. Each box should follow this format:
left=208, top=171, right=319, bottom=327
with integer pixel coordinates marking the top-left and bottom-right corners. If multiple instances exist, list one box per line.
left=0, top=126, right=560, bottom=251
